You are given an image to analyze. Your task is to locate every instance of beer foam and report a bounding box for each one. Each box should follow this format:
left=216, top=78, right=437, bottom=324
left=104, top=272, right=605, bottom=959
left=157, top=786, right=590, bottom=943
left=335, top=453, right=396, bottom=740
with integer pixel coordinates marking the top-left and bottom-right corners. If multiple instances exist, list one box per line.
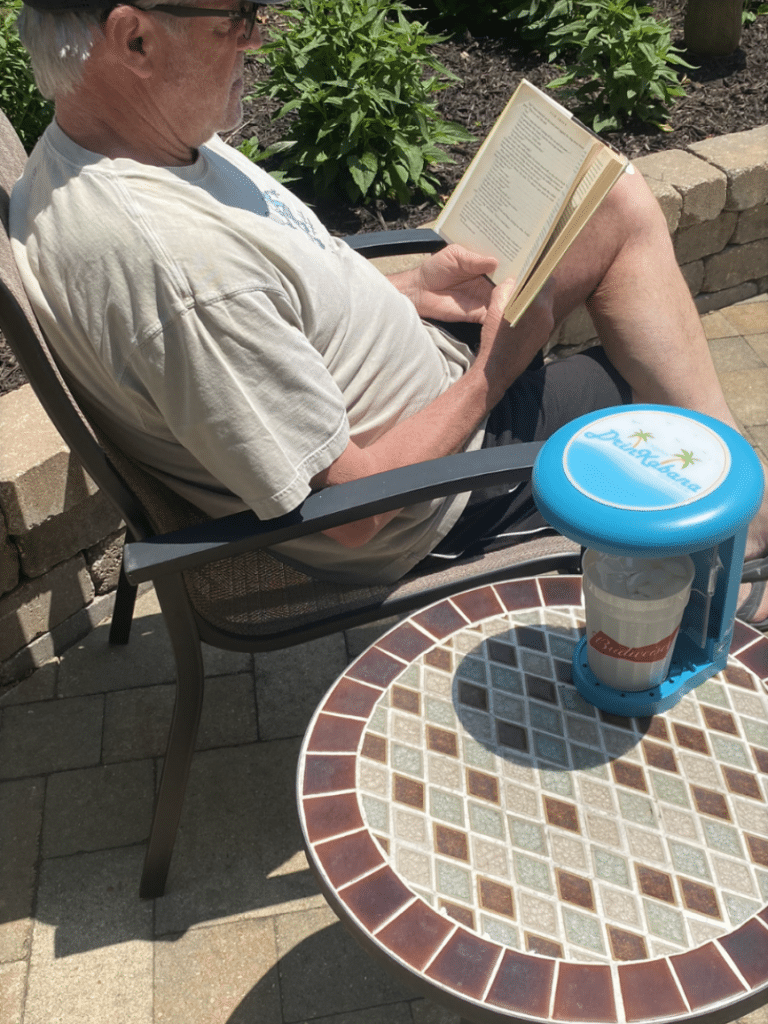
left=587, top=554, right=693, bottom=600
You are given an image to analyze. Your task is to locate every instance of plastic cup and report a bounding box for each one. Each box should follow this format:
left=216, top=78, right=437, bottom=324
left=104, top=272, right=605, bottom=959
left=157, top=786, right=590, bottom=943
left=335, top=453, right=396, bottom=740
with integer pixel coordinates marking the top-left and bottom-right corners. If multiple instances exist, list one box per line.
left=582, top=549, right=695, bottom=691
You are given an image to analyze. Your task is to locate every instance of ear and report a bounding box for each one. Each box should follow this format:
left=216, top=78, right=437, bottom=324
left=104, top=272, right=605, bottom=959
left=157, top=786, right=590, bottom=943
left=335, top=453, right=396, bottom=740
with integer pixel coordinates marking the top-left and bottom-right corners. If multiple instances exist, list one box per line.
left=101, top=5, right=156, bottom=78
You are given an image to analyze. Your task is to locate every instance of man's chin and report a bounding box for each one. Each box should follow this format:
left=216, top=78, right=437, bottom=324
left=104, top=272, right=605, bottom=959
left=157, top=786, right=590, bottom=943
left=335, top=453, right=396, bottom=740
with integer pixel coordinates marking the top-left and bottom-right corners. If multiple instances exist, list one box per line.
left=219, top=100, right=244, bottom=135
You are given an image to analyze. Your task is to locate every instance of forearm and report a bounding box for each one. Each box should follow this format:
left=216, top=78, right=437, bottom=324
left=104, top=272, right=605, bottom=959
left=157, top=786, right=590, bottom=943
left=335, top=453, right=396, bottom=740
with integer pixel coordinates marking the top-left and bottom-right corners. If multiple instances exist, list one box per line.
left=315, top=362, right=503, bottom=548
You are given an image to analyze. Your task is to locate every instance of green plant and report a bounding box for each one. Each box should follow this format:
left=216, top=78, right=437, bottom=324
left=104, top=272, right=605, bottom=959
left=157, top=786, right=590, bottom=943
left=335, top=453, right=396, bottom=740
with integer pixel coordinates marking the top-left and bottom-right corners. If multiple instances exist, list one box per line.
left=743, top=0, right=768, bottom=23
left=545, top=0, right=695, bottom=133
left=0, top=1, right=53, bottom=152
left=242, top=0, right=473, bottom=204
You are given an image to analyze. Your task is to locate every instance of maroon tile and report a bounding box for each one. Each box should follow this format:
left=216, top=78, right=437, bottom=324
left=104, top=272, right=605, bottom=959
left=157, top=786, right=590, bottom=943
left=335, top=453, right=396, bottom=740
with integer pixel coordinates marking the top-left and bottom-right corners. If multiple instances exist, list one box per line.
left=434, top=824, right=469, bottom=861
left=375, top=835, right=390, bottom=855
left=346, top=647, right=408, bottom=688
left=718, top=917, right=768, bottom=988
left=323, top=678, right=382, bottom=719
left=425, top=929, right=502, bottom=1000
left=478, top=877, right=515, bottom=919
left=731, top=619, right=760, bottom=654
left=497, top=720, right=528, bottom=752
left=340, top=866, right=413, bottom=932
left=424, top=647, right=452, bottom=672
left=701, top=705, right=738, bottom=735
left=495, top=578, right=542, bottom=612
left=724, top=663, right=758, bottom=691
left=391, top=685, right=420, bottom=715
left=671, top=942, right=746, bottom=1010
left=692, top=785, right=731, bottom=820
left=411, top=601, right=468, bottom=640
left=307, top=713, right=365, bottom=753
left=376, top=621, right=434, bottom=662
left=642, top=739, right=678, bottom=773
left=636, top=865, right=674, bottom=903
left=526, top=675, right=558, bottom=704
left=644, top=718, right=670, bottom=742
left=486, top=638, right=518, bottom=667
left=612, top=761, right=648, bottom=792
left=315, top=830, right=385, bottom=888
left=544, top=797, right=580, bottom=833
left=427, top=726, right=458, bottom=757
left=607, top=927, right=648, bottom=962
left=540, top=575, right=583, bottom=608
left=557, top=870, right=595, bottom=910
left=526, top=933, right=564, bottom=958
left=439, top=900, right=475, bottom=929
left=458, top=679, right=488, bottom=710
left=302, top=754, right=357, bottom=795
left=361, top=733, right=387, bottom=763
left=486, top=949, right=555, bottom=1017
left=393, top=775, right=424, bottom=810
left=754, top=747, right=768, bottom=774
left=553, top=963, right=617, bottom=1022
left=452, top=586, right=504, bottom=625
left=375, top=900, right=454, bottom=971
left=735, top=639, right=768, bottom=683
left=672, top=723, right=710, bottom=755
left=466, top=769, right=499, bottom=804
left=722, top=766, right=762, bottom=800
left=746, top=833, right=768, bottom=867
left=680, top=878, right=721, bottom=918
left=600, top=710, right=633, bottom=730
left=619, top=960, right=688, bottom=1021
left=303, top=792, right=364, bottom=843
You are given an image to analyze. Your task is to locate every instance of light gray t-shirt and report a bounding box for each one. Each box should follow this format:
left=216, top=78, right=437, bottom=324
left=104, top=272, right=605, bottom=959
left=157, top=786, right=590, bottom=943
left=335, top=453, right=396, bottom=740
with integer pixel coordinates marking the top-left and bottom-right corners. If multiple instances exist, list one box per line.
left=11, top=123, right=484, bottom=582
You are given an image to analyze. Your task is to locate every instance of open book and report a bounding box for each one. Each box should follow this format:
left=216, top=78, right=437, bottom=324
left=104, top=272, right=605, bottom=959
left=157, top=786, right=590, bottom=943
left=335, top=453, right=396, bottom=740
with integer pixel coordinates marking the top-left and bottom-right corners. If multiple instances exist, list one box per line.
left=435, top=79, right=629, bottom=326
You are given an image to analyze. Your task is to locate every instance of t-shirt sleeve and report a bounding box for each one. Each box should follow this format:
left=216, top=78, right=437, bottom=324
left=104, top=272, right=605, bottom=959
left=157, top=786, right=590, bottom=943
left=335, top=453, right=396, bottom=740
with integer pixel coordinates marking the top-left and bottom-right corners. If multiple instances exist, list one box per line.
left=121, top=286, right=350, bottom=519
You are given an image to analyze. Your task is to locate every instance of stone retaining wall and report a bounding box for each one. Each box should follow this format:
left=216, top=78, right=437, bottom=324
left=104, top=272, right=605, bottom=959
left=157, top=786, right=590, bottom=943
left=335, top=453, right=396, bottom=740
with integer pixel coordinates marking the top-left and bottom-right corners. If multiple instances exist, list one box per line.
left=1, top=126, right=767, bottom=684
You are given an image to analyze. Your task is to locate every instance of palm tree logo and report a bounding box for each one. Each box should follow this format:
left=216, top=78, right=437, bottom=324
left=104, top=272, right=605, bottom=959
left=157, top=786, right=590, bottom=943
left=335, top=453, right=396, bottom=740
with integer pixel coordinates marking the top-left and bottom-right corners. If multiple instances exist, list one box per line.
left=629, top=429, right=653, bottom=448
left=659, top=449, right=699, bottom=469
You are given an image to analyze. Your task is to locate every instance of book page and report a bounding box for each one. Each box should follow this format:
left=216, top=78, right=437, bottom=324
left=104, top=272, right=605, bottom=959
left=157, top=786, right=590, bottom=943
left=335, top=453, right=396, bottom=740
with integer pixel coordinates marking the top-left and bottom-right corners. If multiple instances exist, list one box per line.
left=436, top=80, right=596, bottom=284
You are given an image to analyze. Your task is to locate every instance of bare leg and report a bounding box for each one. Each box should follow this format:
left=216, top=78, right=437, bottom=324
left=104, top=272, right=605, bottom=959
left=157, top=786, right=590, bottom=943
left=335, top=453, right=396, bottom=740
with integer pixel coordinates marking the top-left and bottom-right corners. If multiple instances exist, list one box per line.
left=540, top=168, right=768, bottom=612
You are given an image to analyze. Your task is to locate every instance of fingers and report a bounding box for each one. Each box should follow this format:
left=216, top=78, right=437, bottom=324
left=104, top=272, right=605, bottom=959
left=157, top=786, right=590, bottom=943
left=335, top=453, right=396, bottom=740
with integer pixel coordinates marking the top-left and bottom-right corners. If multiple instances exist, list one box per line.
left=443, top=244, right=498, bottom=279
left=481, top=276, right=517, bottom=332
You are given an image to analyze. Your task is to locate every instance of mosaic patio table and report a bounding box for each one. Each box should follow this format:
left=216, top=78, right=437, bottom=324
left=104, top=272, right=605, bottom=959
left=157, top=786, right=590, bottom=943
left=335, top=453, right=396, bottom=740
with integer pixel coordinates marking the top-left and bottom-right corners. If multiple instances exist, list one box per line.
left=297, top=576, right=768, bottom=1024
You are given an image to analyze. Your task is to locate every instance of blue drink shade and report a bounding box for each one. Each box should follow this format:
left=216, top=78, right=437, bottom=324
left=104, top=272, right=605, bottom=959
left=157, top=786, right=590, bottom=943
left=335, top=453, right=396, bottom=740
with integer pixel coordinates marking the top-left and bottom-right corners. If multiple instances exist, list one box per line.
left=532, top=405, right=764, bottom=715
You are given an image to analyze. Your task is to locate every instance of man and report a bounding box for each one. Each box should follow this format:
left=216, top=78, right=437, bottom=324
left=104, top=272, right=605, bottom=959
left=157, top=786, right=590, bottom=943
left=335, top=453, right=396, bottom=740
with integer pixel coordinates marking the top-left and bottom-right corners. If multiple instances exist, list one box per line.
left=9, top=0, right=768, bottom=622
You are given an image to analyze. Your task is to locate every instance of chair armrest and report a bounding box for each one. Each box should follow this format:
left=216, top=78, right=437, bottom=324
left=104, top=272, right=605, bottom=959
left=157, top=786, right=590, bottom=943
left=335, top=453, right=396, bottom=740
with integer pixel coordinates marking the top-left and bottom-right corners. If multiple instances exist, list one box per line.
left=123, top=441, right=542, bottom=584
left=342, top=227, right=445, bottom=259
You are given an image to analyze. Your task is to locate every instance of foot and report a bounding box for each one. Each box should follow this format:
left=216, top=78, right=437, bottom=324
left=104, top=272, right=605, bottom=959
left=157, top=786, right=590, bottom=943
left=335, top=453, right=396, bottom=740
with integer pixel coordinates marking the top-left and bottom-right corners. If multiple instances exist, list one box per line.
left=737, top=578, right=768, bottom=627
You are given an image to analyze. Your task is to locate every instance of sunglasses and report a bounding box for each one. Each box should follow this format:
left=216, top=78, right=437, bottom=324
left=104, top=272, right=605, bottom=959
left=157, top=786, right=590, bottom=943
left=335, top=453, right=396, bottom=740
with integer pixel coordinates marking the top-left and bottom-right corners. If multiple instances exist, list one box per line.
left=112, top=2, right=264, bottom=40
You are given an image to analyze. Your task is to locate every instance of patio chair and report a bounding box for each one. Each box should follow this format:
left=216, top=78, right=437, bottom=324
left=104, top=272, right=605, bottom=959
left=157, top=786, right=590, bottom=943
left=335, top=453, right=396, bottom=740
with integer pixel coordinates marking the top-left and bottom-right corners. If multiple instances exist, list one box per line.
left=0, top=108, right=580, bottom=898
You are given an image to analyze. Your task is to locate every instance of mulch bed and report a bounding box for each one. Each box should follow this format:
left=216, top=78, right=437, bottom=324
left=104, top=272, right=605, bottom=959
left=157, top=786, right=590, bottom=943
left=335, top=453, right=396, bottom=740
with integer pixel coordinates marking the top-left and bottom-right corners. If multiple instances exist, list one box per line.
left=2, top=0, right=766, bottom=396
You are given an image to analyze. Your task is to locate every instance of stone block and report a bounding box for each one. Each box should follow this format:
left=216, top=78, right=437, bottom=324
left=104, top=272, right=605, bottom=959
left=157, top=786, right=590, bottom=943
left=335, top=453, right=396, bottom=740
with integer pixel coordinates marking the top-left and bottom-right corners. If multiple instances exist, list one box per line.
left=85, top=529, right=125, bottom=595
left=702, top=238, right=768, bottom=293
left=695, top=282, right=759, bottom=315
left=733, top=203, right=768, bottom=245
left=0, top=554, right=94, bottom=662
left=688, top=126, right=768, bottom=211
left=0, top=506, right=19, bottom=596
left=0, top=385, right=97, bottom=534
left=634, top=150, right=726, bottom=228
left=641, top=173, right=682, bottom=235
left=674, top=211, right=737, bottom=264
left=13, top=490, right=123, bottom=579
left=680, top=260, right=704, bottom=296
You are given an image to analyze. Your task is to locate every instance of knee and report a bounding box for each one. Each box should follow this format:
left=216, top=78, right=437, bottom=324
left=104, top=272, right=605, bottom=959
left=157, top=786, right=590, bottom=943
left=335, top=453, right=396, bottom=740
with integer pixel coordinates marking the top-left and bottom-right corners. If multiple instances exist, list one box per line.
left=604, top=166, right=671, bottom=245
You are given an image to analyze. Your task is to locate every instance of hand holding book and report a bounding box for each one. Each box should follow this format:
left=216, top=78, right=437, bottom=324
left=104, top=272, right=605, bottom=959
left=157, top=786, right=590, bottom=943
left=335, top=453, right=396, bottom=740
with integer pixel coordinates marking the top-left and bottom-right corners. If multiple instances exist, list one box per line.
left=435, top=79, right=629, bottom=326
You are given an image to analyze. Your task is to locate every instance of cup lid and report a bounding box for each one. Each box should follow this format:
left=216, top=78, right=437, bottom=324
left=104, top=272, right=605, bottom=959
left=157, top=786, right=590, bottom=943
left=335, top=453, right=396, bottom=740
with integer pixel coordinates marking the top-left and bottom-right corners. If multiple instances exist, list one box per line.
left=532, top=405, right=764, bottom=555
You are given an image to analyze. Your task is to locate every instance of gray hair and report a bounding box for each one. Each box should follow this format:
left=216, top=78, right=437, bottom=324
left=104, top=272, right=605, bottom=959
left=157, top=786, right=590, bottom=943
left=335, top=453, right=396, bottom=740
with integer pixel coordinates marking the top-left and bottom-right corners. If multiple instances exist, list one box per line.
left=16, top=0, right=189, bottom=100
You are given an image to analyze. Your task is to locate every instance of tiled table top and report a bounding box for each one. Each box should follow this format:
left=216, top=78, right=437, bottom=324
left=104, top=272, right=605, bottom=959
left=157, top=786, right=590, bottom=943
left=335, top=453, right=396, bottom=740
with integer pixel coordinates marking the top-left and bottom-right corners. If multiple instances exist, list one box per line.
left=297, top=576, right=768, bottom=1024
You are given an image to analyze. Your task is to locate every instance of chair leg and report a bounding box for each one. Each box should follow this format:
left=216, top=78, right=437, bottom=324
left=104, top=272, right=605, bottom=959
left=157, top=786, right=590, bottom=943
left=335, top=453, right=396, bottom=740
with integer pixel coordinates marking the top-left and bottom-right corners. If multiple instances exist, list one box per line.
left=109, top=556, right=138, bottom=645
left=139, top=574, right=205, bottom=899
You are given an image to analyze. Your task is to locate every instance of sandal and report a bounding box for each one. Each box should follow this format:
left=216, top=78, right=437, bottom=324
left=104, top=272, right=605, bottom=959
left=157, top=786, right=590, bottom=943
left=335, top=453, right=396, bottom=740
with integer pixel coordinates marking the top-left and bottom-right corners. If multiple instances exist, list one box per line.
left=742, top=555, right=768, bottom=583
left=736, top=577, right=768, bottom=632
